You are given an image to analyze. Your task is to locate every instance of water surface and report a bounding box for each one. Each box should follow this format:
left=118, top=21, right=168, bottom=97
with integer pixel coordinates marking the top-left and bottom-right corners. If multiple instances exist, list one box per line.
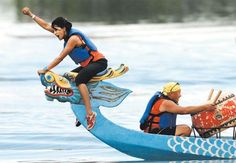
left=1, top=1, right=236, bottom=162
left=1, top=22, right=236, bottom=162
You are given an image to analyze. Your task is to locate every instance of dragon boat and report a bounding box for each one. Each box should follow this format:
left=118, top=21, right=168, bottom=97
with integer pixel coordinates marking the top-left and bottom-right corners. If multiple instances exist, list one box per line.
left=39, top=64, right=236, bottom=161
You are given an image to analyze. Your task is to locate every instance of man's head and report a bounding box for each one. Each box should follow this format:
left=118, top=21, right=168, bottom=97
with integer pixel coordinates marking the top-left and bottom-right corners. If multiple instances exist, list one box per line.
left=162, top=82, right=181, bottom=103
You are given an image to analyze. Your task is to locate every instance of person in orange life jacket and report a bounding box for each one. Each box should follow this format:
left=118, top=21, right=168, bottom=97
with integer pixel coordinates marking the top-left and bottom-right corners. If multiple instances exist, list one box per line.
left=22, top=7, right=108, bottom=130
left=140, top=82, right=216, bottom=136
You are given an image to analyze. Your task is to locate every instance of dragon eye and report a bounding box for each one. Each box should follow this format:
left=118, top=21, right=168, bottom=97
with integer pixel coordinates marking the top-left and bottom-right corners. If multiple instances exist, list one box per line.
left=45, top=73, right=55, bottom=83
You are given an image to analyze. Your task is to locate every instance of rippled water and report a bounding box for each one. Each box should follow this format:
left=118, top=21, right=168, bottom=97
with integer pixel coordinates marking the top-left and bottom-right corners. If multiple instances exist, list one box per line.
left=1, top=22, right=236, bottom=162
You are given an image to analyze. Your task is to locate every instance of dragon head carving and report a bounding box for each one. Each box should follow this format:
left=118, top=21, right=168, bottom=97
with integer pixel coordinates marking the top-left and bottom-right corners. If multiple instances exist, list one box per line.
left=40, top=71, right=132, bottom=107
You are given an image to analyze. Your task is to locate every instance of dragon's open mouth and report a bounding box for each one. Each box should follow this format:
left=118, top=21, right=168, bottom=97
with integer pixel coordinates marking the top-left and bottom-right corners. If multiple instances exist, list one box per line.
left=44, top=84, right=73, bottom=96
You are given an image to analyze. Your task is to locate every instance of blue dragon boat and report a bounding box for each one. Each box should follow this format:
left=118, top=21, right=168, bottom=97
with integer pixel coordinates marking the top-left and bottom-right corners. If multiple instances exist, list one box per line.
left=39, top=65, right=236, bottom=161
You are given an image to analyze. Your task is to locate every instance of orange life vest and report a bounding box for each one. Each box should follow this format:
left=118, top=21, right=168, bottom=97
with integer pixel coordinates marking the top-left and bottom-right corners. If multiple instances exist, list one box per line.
left=144, top=99, right=164, bottom=133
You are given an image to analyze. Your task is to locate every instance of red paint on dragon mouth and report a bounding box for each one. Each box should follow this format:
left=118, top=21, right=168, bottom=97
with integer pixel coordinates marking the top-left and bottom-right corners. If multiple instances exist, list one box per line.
left=192, top=93, right=236, bottom=138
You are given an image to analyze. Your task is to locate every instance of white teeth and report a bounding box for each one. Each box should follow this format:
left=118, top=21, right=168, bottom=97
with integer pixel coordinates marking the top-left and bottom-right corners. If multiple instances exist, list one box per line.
left=47, top=85, right=71, bottom=95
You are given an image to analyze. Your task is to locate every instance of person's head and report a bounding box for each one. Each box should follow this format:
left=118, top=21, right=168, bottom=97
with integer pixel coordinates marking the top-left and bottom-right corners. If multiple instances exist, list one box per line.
left=51, top=17, right=72, bottom=40
left=162, top=82, right=181, bottom=103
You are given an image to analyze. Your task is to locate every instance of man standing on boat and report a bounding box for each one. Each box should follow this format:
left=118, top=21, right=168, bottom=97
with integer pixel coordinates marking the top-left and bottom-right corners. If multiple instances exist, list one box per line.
left=140, top=82, right=216, bottom=136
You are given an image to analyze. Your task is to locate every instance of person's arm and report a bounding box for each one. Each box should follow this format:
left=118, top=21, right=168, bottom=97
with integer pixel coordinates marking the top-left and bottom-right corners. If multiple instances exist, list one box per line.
left=38, top=35, right=82, bottom=74
left=160, top=100, right=216, bottom=115
left=21, top=7, right=54, bottom=33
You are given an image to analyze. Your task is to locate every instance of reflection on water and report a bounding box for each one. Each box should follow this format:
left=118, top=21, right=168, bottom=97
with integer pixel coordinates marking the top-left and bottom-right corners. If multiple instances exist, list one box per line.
left=13, top=0, right=236, bottom=24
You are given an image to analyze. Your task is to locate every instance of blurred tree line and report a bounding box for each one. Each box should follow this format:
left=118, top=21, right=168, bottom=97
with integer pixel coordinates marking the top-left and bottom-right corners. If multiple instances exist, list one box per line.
left=16, top=0, right=236, bottom=24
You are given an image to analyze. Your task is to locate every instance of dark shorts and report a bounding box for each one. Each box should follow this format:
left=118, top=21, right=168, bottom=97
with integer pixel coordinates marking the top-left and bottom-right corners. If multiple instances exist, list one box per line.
left=150, top=127, right=176, bottom=136
left=71, top=58, right=108, bottom=86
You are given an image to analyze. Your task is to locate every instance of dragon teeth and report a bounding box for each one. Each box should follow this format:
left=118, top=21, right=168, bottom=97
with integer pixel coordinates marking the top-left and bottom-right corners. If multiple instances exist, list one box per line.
left=47, top=85, right=71, bottom=95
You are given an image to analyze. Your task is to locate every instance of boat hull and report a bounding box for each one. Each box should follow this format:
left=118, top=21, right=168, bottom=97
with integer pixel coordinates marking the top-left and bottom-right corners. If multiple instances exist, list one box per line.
left=71, top=104, right=236, bottom=161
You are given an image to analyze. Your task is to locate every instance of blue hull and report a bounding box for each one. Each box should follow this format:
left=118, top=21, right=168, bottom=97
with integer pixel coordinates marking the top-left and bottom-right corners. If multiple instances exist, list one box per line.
left=71, top=104, right=236, bottom=161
